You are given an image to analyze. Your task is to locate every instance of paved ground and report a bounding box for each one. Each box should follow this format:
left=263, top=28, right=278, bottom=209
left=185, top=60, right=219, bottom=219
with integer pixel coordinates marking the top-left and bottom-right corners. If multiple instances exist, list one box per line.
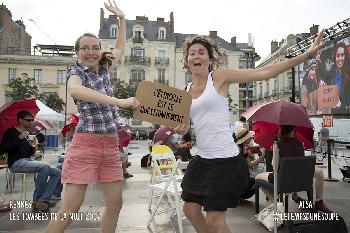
left=0, top=140, right=349, bottom=233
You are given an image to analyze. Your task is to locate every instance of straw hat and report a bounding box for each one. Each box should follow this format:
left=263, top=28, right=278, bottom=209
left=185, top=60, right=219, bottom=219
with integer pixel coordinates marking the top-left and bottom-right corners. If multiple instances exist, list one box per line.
left=235, top=128, right=255, bottom=145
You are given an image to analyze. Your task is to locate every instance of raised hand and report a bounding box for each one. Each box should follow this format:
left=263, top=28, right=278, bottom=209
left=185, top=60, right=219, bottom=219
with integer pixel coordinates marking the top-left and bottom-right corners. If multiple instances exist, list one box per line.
left=104, top=0, right=125, bottom=18
left=307, top=30, right=324, bottom=58
left=172, top=124, right=189, bottom=135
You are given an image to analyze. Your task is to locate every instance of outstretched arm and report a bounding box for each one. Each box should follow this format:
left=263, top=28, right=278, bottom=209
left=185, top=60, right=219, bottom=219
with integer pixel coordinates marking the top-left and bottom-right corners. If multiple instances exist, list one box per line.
left=104, top=0, right=125, bottom=62
left=216, top=30, right=324, bottom=84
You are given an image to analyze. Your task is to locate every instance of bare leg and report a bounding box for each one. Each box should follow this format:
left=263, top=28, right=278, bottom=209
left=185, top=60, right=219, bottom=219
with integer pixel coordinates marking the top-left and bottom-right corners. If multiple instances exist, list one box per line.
left=255, top=172, right=274, bottom=201
left=206, top=211, right=231, bottom=233
left=314, top=168, right=324, bottom=200
left=183, top=202, right=210, bottom=233
left=46, top=184, right=88, bottom=233
left=100, top=181, right=123, bottom=233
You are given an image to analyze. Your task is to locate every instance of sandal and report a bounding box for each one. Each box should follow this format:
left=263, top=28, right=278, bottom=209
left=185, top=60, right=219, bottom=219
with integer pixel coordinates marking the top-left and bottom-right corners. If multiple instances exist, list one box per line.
left=0, top=203, right=12, bottom=212
left=123, top=173, right=133, bottom=178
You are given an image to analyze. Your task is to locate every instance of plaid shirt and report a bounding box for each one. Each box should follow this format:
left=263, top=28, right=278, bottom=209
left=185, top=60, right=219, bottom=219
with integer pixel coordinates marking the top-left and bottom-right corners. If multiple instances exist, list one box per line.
left=67, top=62, right=120, bottom=134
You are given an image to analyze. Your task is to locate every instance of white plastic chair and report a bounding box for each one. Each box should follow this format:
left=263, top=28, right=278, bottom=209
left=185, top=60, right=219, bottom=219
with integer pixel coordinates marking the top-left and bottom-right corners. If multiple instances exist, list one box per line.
left=147, top=145, right=187, bottom=233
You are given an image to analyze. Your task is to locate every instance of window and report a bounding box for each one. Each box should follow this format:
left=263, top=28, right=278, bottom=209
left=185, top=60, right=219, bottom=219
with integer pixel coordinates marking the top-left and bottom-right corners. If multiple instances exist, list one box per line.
left=158, top=27, right=166, bottom=40
left=5, top=92, right=13, bottom=103
left=42, top=92, right=56, bottom=98
left=8, top=68, right=17, bottom=80
left=57, top=70, right=66, bottom=84
left=185, top=72, right=192, bottom=83
left=158, top=50, right=165, bottom=59
left=110, top=67, right=118, bottom=82
left=133, top=30, right=143, bottom=43
left=157, top=69, right=166, bottom=84
left=110, top=25, right=118, bottom=37
left=130, top=69, right=145, bottom=85
left=132, top=48, right=144, bottom=58
left=34, top=69, right=42, bottom=83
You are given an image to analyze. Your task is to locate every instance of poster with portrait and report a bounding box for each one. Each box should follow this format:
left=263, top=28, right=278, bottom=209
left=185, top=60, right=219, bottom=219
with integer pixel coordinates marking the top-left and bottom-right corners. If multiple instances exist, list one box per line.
left=299, top=35, right=350, bottom=115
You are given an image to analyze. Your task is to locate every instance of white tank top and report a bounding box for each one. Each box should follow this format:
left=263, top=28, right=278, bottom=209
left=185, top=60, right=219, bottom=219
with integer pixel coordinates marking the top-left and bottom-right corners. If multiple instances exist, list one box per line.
left=187, top=72, right=240, bottom=159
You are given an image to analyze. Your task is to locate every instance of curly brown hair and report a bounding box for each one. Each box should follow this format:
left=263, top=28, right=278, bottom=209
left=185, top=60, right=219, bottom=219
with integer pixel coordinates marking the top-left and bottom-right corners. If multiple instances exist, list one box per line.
left=99, top=51, right=115, bottom=68
left=182, top=35, right=222, bottom=72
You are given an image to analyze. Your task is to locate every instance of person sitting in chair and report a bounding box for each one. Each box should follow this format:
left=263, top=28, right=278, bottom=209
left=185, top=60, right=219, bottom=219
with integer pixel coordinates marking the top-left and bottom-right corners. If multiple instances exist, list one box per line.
left=0, top=110, right=62, bottom=211
left=255, top=125, right=332, bottom=213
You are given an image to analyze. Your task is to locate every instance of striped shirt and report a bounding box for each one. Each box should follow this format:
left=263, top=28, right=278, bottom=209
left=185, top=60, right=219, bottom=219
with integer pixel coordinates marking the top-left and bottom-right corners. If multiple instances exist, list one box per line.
left=67, top=62, right=120, bottom=134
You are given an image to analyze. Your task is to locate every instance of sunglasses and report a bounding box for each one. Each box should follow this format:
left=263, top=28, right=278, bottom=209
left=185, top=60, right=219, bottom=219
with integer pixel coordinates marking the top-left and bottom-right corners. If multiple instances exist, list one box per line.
left=23, top=118, right=34, bottom=122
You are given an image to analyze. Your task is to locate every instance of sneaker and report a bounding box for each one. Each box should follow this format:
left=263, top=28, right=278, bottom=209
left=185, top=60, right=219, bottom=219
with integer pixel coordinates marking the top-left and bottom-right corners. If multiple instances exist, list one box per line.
left=292, top=195, right=306, bottom=205
left=34, top=201, right=49, bottom=212
left=123, top=173, right=133, bottom=179
left=51, top=195, right=61, bottom=201
left=314, top=200, right=332, bottom=213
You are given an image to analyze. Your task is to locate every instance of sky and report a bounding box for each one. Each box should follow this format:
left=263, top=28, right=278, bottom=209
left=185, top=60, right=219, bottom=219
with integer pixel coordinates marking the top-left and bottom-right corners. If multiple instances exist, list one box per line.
left=2, top=0, right=350, bottom=63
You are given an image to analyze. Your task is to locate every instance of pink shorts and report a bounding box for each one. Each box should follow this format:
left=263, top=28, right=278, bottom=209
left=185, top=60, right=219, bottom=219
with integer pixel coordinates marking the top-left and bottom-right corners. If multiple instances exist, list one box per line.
left=62, top=133, right=123, bottom=184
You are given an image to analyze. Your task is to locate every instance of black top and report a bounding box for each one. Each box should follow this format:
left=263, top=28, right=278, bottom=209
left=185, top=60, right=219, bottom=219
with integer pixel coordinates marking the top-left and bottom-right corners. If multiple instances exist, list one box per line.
left=35, top=133, right=46, bottom=143
left=0, top=127, right=35, bottom=169
left=279, top=137, right=304, bottom=160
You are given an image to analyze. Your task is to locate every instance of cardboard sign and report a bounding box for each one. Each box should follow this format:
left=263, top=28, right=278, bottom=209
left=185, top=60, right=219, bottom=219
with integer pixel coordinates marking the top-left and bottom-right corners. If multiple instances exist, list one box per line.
left=317, top=85, right=339, bottom=109
left=323, top=115, right=333, bottom=127
left=133, top=81, right=192, bottom=127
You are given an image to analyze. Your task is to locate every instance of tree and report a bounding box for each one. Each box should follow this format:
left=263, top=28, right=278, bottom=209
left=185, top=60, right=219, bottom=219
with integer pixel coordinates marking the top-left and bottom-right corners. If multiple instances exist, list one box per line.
left=42, top=93, right=65, bottom=113
left=6, top=73, right=42, bottom=101
left=113, top=80, right=137, bottom=119
left=6, top=73, right=65, bottom=113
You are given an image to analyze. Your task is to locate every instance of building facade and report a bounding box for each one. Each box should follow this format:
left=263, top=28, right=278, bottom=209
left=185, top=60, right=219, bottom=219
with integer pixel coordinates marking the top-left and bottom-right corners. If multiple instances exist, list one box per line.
left=254, top=25, right=318, bottom=106
left=0, top=4, right=31, bottom=55
left=99, top=10, right=257, bottom=129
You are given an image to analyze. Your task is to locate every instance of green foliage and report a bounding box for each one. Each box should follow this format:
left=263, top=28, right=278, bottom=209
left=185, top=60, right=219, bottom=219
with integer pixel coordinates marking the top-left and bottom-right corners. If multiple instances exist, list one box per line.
left=42, top=93, right=65, bottom=113
left=113, top=80, right=137, bottom=119
left=6, top=73, right=65, bottom=113
left=6, top=73, right=42, bottom=101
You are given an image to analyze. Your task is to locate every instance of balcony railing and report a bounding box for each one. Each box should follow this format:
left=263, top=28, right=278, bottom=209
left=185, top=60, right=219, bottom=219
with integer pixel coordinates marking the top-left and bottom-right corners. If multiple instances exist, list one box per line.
left=154, top=79, right=169, bottom=86
left=124, top=56, right=151, bottom=66
left=154, top=57, right=169, bottom=66
left=133, top=37, right=144, bottom=43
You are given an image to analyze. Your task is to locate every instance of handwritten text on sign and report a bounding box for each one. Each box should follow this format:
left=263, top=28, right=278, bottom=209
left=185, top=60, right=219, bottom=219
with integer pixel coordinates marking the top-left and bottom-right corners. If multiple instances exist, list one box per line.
left=133, top=81, right=191, bottom=127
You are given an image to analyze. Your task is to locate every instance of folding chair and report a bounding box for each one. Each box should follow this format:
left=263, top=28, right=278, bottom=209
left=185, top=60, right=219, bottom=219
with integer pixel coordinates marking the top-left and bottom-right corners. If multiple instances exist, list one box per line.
left=147, top=159, right=184, bottom=233
left=147, top=145, right=187, bottom=233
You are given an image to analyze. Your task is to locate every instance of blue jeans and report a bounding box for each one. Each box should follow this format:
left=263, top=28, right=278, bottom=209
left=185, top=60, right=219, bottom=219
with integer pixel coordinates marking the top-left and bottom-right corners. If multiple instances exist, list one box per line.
left=10, top=158, right=62, bottom=202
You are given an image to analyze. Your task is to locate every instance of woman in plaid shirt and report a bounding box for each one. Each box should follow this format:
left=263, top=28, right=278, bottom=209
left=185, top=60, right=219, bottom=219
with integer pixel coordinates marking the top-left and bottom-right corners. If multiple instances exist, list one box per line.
left=46, top=1, right=139, bottom=232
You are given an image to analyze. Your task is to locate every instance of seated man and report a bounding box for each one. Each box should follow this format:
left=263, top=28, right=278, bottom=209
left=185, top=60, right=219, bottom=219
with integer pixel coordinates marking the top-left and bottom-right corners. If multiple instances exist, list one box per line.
left=0, top=110, right=62, bottom=211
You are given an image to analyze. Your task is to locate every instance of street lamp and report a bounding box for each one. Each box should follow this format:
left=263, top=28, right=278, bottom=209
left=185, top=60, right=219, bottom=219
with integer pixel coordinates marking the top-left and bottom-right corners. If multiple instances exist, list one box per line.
left=245, top=51, right=260, bottom=109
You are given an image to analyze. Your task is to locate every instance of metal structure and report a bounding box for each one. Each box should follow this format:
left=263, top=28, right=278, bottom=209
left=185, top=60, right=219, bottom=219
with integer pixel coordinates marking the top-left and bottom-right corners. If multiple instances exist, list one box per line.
left=286, top=18, right=350, bottom=58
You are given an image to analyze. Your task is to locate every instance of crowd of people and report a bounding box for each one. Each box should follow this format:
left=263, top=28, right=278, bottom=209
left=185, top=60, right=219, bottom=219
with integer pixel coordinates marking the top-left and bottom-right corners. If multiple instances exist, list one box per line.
left=301, top=39, right=350, bottom=114
left=0, top=1, right=338, bottom=232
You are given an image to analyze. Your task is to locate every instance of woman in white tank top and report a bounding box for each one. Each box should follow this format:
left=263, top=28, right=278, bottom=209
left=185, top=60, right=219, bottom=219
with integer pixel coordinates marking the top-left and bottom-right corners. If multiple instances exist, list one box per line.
left=176, top=32, right=324, bottom=233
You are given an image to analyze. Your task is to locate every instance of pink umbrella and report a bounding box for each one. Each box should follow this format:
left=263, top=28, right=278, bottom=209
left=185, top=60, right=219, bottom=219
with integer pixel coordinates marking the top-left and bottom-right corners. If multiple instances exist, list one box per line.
left=242, top=100, right=313, bottom=128
left=153, top=126, right=174, bottom=144
left=29, top=118, right=53, bottom=132
left=118, top=124, right=132, bottom=147
left=252, top=121, right=314, bottom=151
left=0, top=99, right=40, bottom=141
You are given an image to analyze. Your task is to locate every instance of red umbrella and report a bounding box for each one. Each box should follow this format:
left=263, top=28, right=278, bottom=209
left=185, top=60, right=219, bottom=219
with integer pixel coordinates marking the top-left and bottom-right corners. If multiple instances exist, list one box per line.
left=153, top=126, right=174, bottom=144
left=118, top=124, right=132, bottom=147
left=61, top=113, right=79, bottom=137
left=29, top=118, right=53, bottom=132
left=0, top=99, right=39, bottom=141
left=252, top=121, right=314, bottom=151
left=242, top=100, right=313, bottom=128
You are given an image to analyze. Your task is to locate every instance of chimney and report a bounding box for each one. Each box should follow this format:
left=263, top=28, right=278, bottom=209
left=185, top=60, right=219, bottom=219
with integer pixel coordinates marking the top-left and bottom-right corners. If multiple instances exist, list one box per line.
left=169, top=12, right=174, bottom=33
left=100, top=8, right=104, bottom=31
left=209, top=31, right=217, bottom=37
left=278, top=39, right=285, bottom=47
left=157, top=17, right=164, bottom=23
left=271, top=40, right=279, bottom=53
left=309, top=24, right=319, bottom=36
left=136, top=16, right=148, bottom=21
left=231, top=37, right=236, bottom=47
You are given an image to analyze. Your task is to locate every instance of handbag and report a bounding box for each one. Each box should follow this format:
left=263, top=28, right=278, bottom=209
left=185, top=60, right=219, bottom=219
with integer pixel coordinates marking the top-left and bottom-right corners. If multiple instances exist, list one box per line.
left=255, top=202, right=284, bottom=231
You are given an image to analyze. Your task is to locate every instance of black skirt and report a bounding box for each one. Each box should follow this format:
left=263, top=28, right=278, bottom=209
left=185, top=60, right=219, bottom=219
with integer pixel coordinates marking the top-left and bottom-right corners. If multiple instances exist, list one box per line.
left=181, top=154, right=249, bottom=211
